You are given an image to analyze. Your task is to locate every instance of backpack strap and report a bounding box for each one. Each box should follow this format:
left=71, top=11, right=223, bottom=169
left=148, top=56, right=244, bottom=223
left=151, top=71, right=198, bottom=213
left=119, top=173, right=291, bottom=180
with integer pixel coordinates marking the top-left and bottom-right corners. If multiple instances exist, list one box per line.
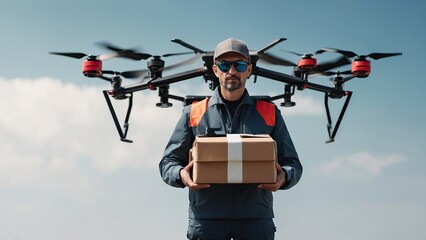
left=189, top=98, right=209, bottom=127
left=190, top=98, right=276, bottom=127
left=256, top=100, right=276, bottom=126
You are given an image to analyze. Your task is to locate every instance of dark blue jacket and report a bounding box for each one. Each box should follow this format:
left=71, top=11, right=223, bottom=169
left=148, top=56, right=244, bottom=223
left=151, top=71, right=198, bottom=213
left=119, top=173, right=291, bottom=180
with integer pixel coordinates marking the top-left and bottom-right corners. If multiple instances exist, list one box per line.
left=159, top=88, right=302, bottom=219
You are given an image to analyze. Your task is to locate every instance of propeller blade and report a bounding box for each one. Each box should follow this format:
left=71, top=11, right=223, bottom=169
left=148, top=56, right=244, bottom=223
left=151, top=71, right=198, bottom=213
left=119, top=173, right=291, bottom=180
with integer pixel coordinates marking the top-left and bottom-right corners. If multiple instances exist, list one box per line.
left=319, top=71, right=337, bottom=76
left=49, top=52, right=88, bottom=59
left=317, top=48, right=358, bottom=58
left=257, top=52, right=297, bottom=67
left=285, top=50, right=304, bottom=57
left=97, top=75, right=113, bottom=82
left=171, top=39, right=207, bottom=54
left=341, top=70, right=353, bottom=75
left=120, top=69, right=150, bottom=79
left=124, top=52, right=152, bottom=60
left=367, top=52, right=402, bottom=60
left=317, top=70, right=353, bottom=76
left=98, top=53, right=120, bottom=61
left=96, top=41, right=152, bottom=60
left=343, top=75, right=356, bottom=82
left=162, top=51, right=194, bottom=57
left=314, top=56, right=351, bottom=73
left=257, top=38, right=287, bottom=54
left=97, top=41, right=137, bottom=53
left=163, top=54, right=201, bottom=71
left=107, top=54, right=200, bottom=81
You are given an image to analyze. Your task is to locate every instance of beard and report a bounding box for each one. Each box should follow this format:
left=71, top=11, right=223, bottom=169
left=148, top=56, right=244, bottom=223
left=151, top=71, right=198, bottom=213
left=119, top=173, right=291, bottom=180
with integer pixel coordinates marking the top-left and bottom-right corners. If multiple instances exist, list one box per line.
left=222, top=75, right=243, bottom=91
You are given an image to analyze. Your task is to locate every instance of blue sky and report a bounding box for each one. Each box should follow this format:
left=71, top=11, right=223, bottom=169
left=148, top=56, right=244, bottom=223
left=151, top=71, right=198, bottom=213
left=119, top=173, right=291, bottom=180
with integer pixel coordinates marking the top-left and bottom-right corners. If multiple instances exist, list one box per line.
left=1, top=1, right=425, bottom=239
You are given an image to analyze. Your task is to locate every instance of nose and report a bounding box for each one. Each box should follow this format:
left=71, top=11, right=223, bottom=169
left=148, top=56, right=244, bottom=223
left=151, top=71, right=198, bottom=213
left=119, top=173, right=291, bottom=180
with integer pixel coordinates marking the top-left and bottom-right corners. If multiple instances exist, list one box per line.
left=228, top=64, right=239, bottom=73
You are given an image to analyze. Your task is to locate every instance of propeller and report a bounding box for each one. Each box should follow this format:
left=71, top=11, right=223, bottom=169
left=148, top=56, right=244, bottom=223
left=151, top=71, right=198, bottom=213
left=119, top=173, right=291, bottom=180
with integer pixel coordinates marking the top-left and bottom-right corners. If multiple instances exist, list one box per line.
left=107, top=54, right=201, bottom=82
left=49, top=52, right=116, bottom=60
left=316, top=48, right=402, bottom=60
left=49, top=52, right=109, bottom=77
left=319, top=70, right=353, bottom=76
left=171, top=39, right=208, bottom=54
left=97, top=41, right=194, bottom=60
left=256, top=52, right=297, bottom=67
left=313, top=70, right=355, bottom=91
left=50, top=41, right=200, bottom=78
left=257, top=51, right=351, bottom=76
left=50, top=42, right=152, bottom=61
left=316, top=48, right=402, bottom=78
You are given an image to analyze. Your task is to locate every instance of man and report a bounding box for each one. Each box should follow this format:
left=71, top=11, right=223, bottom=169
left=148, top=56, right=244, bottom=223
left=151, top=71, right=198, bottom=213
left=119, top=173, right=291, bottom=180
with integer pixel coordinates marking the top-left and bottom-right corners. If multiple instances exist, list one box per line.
left=159, top=38, right=302, bottom=240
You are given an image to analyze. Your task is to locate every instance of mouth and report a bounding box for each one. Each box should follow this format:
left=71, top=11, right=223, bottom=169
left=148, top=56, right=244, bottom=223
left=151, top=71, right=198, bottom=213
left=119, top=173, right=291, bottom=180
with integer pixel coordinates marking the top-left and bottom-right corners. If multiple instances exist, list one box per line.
left=225, top=75, right=241, bottom=81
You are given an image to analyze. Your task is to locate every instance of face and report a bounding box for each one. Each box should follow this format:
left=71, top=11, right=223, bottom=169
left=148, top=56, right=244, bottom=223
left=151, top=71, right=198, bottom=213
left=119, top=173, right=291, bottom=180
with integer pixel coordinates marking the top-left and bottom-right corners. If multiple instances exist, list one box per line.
left=213, top=52, right=252, bottom=93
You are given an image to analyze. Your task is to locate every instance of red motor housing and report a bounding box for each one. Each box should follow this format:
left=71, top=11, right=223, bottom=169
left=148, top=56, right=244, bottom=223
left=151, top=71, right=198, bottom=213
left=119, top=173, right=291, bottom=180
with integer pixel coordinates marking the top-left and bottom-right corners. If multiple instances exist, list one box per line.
left=298, top=57, right=317, bottom=69
left=82, top=58, right=102, bottom=77
left=351, top=59, right=371, bottom=78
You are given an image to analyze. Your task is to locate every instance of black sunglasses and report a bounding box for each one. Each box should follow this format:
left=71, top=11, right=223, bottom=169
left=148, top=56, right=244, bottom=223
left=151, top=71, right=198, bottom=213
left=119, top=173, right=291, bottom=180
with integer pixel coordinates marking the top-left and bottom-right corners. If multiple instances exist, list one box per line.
left=216, top=60, right=249, bottom=73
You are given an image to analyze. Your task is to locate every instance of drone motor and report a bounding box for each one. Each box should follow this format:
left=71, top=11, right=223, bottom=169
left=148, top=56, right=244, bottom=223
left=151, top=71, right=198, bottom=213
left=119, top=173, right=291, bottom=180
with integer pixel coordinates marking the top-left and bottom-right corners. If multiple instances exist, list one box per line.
left=297, top=54, right=317, bottom=69
left=351, top=58, right=371, bottom=78
left=82, top=56, right=103, bottom=77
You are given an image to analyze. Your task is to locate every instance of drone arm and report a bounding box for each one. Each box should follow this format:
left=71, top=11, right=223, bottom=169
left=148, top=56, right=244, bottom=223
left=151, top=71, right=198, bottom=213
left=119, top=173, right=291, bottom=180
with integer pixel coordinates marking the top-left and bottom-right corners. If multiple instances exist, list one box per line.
left=254, top=67, right=306, bottom=86
left=119, top=68, right=208, bottom=94
left=307, top=81, right=346, bottom=97
left=167, top=94, right=185, bottom=102
left=254, top=67, right=347, bottom=98
left=343, top=75, right=356, bottom=83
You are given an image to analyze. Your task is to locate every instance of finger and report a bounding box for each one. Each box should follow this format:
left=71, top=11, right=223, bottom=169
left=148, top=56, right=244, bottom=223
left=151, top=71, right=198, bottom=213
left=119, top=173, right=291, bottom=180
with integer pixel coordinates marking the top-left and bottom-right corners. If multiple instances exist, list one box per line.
left=258, top=183, right=277, bottom=191
left=185, top=160, right=194, bottom=169
left=189, top=183, right=211, bottom=191
left=275, top=162, right=284, bottom=172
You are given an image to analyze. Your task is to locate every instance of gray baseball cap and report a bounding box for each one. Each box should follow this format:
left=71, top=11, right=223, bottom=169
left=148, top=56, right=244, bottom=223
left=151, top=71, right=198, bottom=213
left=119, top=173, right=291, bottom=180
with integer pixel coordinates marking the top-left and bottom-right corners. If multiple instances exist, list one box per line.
left=214, top=38, right=250, bottom=61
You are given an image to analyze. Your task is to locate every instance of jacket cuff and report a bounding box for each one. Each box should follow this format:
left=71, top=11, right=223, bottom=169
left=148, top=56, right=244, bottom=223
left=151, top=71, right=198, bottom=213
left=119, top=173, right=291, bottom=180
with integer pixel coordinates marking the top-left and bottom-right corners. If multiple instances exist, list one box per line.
left=175, top=167, right=186, bottom=188
left=280, top=166, right=292, bottom=189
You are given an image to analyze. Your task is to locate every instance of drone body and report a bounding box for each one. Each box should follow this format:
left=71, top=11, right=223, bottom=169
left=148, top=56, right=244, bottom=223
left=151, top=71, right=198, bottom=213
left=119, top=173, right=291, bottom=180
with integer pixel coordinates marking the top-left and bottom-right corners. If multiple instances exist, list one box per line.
left=50, top=38, right=402, bottom=143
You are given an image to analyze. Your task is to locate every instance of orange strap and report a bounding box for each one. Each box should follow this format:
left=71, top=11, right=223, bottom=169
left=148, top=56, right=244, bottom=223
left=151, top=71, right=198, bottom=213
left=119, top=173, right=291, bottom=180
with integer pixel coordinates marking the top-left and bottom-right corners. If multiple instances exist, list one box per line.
left=256, top=100, right=276, bottom=126
left=189, top=98, right=275, bottom=127
left=189, top=98, right=209, bottom=127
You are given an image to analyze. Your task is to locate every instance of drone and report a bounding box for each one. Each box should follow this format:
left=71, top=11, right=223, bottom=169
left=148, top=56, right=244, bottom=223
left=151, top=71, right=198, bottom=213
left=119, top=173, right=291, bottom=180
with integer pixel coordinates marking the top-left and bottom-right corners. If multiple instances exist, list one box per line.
left=50, top=38, right=402, bottom=143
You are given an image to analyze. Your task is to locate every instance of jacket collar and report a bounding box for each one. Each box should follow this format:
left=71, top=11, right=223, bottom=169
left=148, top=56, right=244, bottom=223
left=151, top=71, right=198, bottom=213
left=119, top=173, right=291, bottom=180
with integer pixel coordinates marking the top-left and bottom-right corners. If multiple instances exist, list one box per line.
left=209, top=87, right=255, bottom=107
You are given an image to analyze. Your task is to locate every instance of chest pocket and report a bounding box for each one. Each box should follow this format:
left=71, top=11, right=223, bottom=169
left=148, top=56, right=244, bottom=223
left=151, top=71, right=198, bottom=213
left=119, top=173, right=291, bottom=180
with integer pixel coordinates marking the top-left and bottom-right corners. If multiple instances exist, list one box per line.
left=190, top=98, right=275, bottom=127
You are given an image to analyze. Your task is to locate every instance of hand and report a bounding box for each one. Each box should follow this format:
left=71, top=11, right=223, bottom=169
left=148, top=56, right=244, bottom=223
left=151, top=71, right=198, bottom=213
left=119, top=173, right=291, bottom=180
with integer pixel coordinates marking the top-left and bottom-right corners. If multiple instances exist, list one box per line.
left=180, top=161, right=210, bottom=191
left=257, top=163, right=286, bottom=192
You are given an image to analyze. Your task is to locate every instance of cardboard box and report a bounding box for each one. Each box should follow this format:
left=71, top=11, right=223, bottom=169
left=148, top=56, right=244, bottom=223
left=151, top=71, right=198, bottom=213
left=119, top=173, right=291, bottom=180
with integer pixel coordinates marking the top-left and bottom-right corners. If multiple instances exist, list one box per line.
left=191, top=134, right=277, bottom=184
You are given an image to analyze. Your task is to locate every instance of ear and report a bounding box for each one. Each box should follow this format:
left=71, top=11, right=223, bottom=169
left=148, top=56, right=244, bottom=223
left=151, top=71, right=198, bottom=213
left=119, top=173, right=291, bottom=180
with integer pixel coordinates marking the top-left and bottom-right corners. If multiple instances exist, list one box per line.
left=247, top=63, right=253, bottom=75
left=212, top=64, right=220, bottom=77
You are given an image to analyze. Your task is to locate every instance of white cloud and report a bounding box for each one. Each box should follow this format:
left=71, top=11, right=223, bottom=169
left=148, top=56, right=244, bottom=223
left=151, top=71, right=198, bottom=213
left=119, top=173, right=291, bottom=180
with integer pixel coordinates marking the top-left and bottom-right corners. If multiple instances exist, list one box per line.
left=0, top=77, right=182, bottom=187
left=281, top=94, right=324, bottom=115
left=318, top=151, right=406, bottom=177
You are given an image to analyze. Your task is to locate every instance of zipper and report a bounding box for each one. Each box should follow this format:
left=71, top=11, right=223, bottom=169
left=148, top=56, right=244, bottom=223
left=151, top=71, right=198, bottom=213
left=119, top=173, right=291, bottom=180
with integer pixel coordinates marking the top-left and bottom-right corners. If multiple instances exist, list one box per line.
left=224, top=103, right=246, bottom=134
left=224, top=103, right=247, bottom=217
left=222, top=104, right=233, bottom=133
left=221, top=103, right=236, bottom=217
left=230, top=104, right=245, bottom=133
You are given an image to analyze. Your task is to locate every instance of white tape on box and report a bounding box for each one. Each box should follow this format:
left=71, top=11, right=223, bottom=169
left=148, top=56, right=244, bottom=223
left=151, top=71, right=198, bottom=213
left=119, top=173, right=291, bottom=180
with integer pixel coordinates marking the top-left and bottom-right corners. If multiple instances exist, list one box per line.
left=227, top=134, right=243, bottom=183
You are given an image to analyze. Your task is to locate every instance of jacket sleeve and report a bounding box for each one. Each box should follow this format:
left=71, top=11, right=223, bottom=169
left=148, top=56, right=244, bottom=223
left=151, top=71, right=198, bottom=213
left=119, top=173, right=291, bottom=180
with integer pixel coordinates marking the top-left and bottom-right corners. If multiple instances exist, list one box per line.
left=272, top=107, right=303, bottom=190
left=159, top=107, right=195, bottom=188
